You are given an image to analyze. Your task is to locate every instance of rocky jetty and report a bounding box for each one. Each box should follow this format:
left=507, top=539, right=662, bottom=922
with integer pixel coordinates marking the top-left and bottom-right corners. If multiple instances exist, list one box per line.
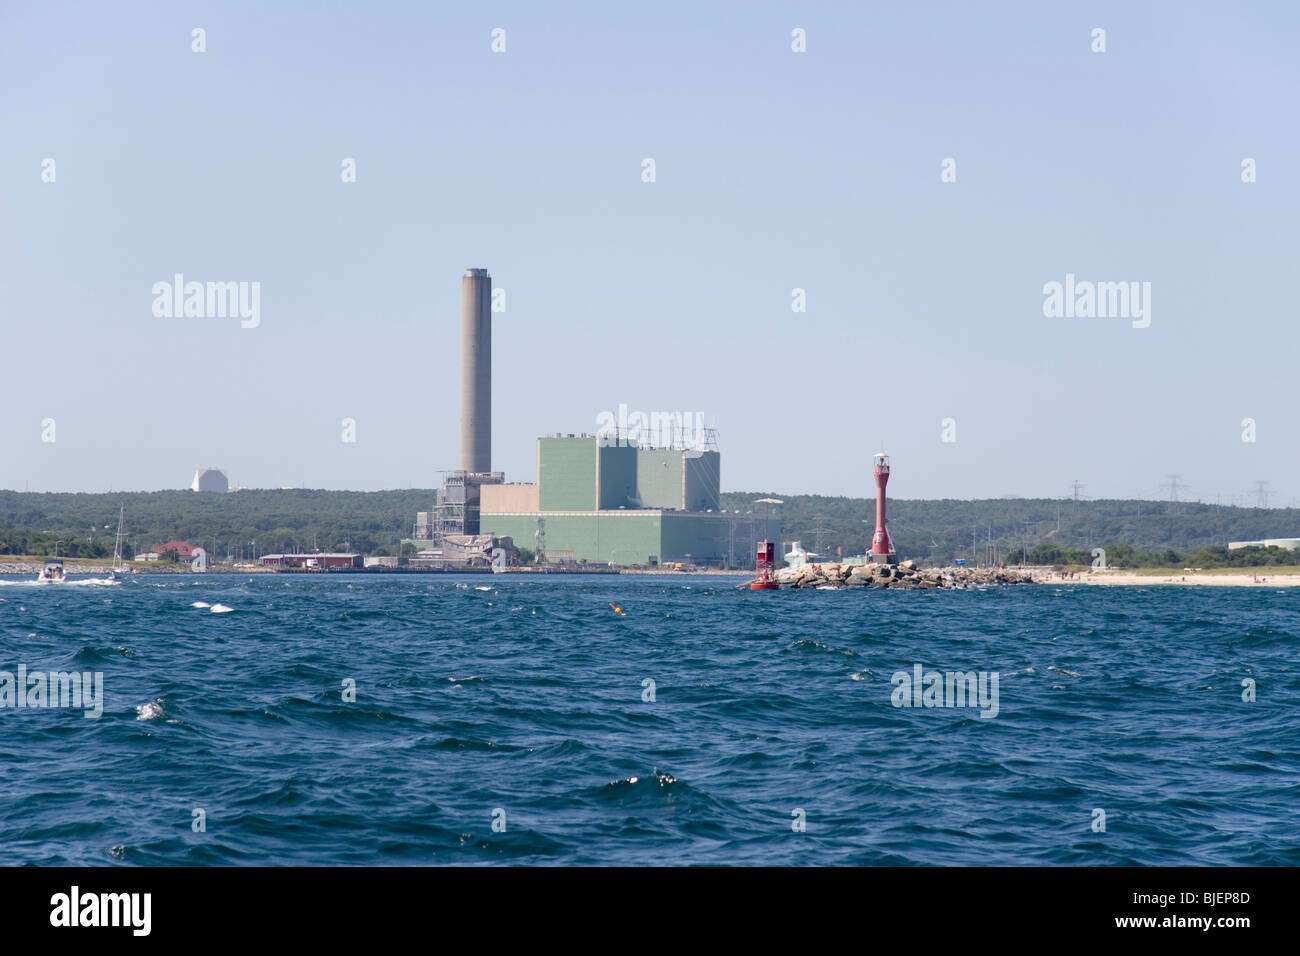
left=772, top=560, right=1036, bottom=590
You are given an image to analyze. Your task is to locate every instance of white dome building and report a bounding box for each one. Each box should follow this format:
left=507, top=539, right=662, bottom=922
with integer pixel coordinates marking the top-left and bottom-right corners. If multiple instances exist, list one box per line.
left=191, top=468, right=230, bottom=493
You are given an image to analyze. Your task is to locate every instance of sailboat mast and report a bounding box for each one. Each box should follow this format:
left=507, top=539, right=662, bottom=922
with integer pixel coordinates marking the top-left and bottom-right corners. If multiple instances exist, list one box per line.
left=113, top=504, right=125, bottom=569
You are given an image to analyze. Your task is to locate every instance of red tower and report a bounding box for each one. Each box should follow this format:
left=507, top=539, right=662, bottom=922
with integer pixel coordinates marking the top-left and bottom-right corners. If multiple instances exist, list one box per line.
left=871, top=452, right=896, bottom=564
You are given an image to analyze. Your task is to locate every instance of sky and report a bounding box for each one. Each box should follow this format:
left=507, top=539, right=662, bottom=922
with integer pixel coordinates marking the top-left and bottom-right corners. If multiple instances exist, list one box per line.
left=2, top=1, right=1297, bottom=503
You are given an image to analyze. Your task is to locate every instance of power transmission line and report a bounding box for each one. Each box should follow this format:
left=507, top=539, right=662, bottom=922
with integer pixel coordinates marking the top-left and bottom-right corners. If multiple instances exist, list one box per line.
left=805, top=514, right=835, bottom=559
left=1253, top=481, right=1273, bottom=509
left=1160, top=474, right=1188, bottom=514
left=1069, top=480, right=1087, bottom=516
left=1160, top=473, right=1187, bottom=502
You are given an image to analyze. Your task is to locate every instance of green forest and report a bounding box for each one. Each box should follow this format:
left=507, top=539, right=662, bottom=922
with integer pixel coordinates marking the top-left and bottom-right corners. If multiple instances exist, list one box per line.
left=0, top=489, right=436, bottom=559
left=0, top=488, right=1296, bottom=568
left=719, top=492, right=1300, bottom=568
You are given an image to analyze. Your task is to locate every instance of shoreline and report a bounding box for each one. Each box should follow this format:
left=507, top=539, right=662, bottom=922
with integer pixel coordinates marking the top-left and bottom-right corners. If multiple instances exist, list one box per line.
left=0, top=561, right=740, bottom=577
left=1045, top=570, right=1300, bottom=587
left=0, top=561, right=270, bottom=576
left=3, top=562, right=1297, bottom=587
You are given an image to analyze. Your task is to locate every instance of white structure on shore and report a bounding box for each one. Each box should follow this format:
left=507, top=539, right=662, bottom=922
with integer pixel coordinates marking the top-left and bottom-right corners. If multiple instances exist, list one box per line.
left=785, top=541, right=821, bottom=567
left=191, top=468, right=230, bottom=493
left=1227, top=537, right=1300, bottom=551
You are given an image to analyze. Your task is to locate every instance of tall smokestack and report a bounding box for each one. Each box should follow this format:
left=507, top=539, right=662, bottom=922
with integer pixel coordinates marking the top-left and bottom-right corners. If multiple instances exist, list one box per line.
left=459, top=268, right=492, bottom=473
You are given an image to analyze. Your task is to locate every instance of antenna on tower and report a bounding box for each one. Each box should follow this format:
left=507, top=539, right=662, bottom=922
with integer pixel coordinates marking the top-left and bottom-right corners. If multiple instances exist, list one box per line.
left=701, top=417, right=720, bottom=453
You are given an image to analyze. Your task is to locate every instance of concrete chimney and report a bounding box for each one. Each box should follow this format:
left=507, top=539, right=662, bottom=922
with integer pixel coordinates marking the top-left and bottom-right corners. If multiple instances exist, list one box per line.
left=459, top=268, right=492, bottom=473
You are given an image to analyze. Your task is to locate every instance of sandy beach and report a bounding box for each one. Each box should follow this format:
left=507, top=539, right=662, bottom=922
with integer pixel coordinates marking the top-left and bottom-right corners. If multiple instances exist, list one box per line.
left=1042, top=569, right=1300, bottom=587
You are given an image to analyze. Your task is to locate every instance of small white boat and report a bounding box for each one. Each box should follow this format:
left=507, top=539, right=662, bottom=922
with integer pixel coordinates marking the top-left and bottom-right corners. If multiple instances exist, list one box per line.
left=37, top=559, right=66, bottom=584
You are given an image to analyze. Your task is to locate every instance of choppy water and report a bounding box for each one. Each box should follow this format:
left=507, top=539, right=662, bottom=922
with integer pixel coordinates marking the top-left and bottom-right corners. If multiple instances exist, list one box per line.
left=1, top=573, right=1297, bottom=865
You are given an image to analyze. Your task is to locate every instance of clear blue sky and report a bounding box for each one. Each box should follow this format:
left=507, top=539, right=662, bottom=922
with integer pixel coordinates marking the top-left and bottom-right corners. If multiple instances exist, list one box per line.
left=2, top=1, right=1296, bottom=503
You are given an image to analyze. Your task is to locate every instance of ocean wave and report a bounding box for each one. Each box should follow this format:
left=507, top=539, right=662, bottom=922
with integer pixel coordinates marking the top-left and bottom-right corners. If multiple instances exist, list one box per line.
left=1, top=576, right=1295, bottom=865
left=135, top=698, right=169, bottom=721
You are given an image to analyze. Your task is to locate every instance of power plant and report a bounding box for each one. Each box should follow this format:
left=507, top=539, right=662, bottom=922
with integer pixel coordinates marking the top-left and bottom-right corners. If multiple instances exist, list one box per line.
left=409, top=267, right=779, bottom=567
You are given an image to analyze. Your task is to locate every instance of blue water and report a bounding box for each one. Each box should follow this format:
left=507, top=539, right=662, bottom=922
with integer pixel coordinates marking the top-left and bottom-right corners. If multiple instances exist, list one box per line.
left=1, top=573, right=1297, bottom=865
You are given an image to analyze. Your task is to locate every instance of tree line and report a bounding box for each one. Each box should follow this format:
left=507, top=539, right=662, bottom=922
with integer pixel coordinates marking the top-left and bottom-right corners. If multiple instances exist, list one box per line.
left=0, top=489, right=436, bottom=558
left=720, top=492, right=1300, bottom=567
left=1, top=488, right=1296, bottom=567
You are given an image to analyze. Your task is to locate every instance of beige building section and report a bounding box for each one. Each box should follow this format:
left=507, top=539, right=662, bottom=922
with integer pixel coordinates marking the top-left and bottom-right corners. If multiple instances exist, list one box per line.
left=481, top=482, right=539, bottom=514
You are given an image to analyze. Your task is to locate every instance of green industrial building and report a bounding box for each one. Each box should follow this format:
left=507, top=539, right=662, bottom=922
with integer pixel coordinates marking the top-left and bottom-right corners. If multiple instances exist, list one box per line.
left=477, top=435, right=778, bottom=566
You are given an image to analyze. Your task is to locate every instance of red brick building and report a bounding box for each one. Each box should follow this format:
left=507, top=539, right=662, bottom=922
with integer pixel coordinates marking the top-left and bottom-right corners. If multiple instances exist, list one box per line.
left=153, top=541, right=206, bottom=560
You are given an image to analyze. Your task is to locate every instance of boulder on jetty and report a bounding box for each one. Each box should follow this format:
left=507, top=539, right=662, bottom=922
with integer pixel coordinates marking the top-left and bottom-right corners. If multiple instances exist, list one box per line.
left=771, top=562, right=1035, bottom=590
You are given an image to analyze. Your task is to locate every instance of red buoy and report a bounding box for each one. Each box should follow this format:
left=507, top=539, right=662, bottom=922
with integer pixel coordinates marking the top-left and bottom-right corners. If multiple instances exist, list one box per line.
left=750, top=540, right=779, bottom=590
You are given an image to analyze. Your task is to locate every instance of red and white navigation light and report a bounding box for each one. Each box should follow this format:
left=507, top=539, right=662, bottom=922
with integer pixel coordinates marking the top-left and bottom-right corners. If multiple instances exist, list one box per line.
left=871, top=452, right=896, bottom=564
